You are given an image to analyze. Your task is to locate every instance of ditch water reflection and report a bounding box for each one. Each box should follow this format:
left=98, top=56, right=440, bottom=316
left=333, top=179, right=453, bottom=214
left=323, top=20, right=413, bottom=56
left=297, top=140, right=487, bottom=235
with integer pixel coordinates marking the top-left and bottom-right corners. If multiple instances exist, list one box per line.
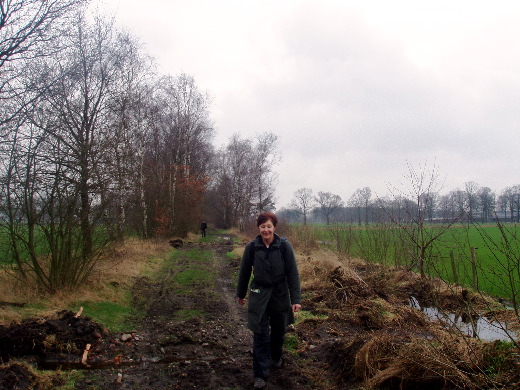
left=409, top=297, right=517, bottom=342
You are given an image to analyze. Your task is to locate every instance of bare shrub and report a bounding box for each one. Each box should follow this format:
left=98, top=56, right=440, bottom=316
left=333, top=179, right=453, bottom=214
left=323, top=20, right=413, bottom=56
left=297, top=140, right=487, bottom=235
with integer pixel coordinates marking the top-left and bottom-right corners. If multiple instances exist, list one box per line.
left=285, top=224, right=319, bottom=254
left=0, top=237, right=172, bottom=324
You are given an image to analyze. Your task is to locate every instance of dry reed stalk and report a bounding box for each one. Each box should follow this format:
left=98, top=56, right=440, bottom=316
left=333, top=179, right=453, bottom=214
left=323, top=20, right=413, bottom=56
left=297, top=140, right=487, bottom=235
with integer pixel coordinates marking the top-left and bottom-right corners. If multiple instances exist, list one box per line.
left=0, top=306, right=23, bottom=325
left=360, top=332, right=482, bottom=390
left=297, top=249, right=343, bottom=290
left=354, top=333, right=397, bottom=380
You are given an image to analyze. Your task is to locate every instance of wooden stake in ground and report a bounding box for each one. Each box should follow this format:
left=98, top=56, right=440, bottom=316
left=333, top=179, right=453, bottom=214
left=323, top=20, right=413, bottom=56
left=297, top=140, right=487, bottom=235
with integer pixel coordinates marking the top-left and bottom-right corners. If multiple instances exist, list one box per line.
left=75, top=306, right=84, bottom=318
left=82, top=344, right=91, bottom=367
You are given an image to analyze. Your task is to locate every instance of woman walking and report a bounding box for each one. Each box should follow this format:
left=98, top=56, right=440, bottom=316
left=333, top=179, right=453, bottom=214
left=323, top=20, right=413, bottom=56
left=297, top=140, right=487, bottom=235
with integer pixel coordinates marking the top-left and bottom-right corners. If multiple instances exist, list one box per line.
left=236, top=212, right=301, bottom=389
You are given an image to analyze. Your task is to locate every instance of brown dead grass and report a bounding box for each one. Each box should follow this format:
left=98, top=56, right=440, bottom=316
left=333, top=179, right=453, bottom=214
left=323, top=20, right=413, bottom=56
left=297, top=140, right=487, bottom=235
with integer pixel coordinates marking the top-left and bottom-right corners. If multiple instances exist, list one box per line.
left=297, top=248, right=344, bottom=291
left=0, top=237, right=172, bottom=325
left=0, top=271, right=38, bottom=304
left=286, top=225, right=320, bottom=254
left=292, top=240, right=518, bottom=389
left=95, top=236, right=170, bottom=280
left=358, top=330, right=486, bottom=389
left=0, top=269, right=46, bottom=324
left=46, top=237, right=172, bottom=312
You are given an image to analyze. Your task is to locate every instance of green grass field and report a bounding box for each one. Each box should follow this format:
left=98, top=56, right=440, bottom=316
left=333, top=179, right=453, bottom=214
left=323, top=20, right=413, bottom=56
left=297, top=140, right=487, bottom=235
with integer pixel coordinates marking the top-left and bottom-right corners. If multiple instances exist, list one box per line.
left=0, top=223, right=110, bottom=265
left=300, top=222, right=520, bottom=302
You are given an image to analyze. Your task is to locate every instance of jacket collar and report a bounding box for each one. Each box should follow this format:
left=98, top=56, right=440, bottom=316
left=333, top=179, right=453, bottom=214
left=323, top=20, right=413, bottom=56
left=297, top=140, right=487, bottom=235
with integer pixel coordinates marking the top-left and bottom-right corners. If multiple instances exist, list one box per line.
left=254, top=233, right=281, bottom=248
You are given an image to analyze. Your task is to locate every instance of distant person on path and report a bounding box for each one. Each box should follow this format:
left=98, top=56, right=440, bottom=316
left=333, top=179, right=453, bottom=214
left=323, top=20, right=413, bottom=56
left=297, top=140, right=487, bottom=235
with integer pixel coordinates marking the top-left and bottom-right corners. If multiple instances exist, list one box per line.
left=200, top=220, right=207, bottom=237
left=236, top=212, right=301, bottom=389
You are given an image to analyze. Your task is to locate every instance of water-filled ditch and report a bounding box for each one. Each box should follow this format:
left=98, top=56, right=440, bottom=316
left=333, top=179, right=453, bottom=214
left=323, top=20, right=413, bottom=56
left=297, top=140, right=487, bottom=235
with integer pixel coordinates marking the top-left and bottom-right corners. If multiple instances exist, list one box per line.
left=409, top=297, right=517, bottom=342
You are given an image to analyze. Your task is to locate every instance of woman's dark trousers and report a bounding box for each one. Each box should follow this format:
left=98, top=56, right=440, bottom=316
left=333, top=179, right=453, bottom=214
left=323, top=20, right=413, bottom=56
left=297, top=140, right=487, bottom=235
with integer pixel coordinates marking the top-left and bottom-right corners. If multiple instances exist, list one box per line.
left=253, top=309, right=285, bottom=380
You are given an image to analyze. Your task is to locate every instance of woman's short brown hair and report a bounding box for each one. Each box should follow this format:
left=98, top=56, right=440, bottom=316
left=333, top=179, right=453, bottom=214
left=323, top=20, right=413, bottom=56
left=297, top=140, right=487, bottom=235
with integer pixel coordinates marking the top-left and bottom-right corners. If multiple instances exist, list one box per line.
left=257, top=211, right=278, bottom=227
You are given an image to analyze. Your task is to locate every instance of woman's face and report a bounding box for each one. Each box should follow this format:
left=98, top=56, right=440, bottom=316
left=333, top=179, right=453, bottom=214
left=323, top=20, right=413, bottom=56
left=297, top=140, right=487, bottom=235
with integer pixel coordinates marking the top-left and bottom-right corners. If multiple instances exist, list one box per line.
left=258, top=219, right=276, bottom=244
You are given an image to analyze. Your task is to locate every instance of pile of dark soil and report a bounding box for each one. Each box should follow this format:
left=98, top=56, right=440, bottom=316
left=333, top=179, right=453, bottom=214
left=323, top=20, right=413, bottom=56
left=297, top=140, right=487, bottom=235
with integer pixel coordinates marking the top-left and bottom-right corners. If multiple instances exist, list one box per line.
left=0, top=310, right=103, bottom=364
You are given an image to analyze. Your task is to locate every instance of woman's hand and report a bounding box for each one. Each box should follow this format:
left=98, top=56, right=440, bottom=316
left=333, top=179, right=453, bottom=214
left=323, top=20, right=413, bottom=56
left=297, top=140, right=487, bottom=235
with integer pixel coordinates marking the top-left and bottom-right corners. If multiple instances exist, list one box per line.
left=237, top=298, right=246, bottom=306
left=292, top=304, right=301, bottom=312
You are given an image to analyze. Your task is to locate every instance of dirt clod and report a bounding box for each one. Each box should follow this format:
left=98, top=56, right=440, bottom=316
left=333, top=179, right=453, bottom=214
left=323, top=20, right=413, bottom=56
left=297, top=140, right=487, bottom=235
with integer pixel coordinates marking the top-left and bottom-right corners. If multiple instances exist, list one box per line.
left=0, top=363, right=35, bottom=390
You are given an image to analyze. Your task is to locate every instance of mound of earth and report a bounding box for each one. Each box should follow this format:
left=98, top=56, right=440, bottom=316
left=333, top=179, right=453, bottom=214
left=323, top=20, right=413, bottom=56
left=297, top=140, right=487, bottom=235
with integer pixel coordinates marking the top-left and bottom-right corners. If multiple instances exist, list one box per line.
left=0, top=310, right=103, bottom=364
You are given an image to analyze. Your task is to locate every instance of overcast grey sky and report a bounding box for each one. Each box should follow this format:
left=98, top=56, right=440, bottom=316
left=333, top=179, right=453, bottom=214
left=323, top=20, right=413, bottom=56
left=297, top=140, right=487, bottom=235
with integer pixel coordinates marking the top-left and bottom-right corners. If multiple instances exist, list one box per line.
left=101, top=0, right=520, bottom=208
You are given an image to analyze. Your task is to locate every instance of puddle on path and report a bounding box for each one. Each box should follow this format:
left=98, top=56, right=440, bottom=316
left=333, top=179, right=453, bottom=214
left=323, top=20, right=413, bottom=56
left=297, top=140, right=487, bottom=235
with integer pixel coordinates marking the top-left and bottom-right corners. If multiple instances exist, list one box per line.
left=409, top=297, right=517, bottom=342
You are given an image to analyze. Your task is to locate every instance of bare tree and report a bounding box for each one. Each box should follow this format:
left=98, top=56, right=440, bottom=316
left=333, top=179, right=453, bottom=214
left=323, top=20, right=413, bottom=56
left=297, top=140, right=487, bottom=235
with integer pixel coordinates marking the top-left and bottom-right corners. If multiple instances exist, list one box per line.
left=144, top=73, right=214, bottom=236
left=384, top=162, right=460, bottom=278
left=0, top=0, right=86, bottom=125
left=348, top=187, right=372, bottom=225
left=103, top=31, right=156, bottom=240
left=227, top=135, right=255, bottom=229
left=439, top=189, right=466, bottom=221
left=478, top=187, right=495, bottom=223
left=464, top=181, right=480, bottom=221
left=0, top=0, right=87, bottom=66
left=291, top=188, right=314, bottom=225
left=0, top=3, right=218, bottom=290
left=498, top=185, right=520, bottom=222
left=0, top=10, right=127, bottom=292
left=210, top=133, right=278, bottom=229
left=251, top=132, right=278, bottom=214
left=42, top=12, right=123, bottom=259
left=315, top=191, right=344, bottom=224
left=437, top=193, right=453, bottom=222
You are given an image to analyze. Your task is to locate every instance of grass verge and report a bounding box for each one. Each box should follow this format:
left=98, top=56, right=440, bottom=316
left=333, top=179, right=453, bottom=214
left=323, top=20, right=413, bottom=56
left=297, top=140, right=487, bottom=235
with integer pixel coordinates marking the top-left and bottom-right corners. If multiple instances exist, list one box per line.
left=0, top=237, right=172, bottom=329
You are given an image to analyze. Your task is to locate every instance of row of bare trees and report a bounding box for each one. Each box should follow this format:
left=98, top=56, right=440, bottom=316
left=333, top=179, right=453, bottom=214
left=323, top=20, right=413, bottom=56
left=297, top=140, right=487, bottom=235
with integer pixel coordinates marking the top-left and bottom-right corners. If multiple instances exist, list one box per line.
left=283, top=182, right=520, bottom=225
left=0, top=1, right=279, bottom=292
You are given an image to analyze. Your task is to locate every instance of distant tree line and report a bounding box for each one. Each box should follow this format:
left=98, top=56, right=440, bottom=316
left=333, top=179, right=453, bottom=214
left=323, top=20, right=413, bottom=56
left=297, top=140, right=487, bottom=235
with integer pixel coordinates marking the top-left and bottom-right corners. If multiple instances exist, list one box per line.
left=281, top=183, right=520, bottom=225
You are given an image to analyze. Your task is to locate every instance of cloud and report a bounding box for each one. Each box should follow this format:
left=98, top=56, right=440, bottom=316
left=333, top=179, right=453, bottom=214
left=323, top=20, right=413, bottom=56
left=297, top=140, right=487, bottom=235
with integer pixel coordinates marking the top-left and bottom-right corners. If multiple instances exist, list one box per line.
left=102, top=0, right=520, bottom=208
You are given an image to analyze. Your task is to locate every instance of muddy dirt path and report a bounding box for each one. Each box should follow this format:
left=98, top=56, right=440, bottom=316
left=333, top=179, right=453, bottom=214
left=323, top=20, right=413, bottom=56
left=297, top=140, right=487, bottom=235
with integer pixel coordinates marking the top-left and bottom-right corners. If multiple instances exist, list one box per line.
left=73, top=234, right=314, bottom=390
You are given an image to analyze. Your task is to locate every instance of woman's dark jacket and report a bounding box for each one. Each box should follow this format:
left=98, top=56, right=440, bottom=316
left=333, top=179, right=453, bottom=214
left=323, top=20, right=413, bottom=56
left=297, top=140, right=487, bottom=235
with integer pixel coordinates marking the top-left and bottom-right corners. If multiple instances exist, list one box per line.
left=236, top=234, right=301, bottom=333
